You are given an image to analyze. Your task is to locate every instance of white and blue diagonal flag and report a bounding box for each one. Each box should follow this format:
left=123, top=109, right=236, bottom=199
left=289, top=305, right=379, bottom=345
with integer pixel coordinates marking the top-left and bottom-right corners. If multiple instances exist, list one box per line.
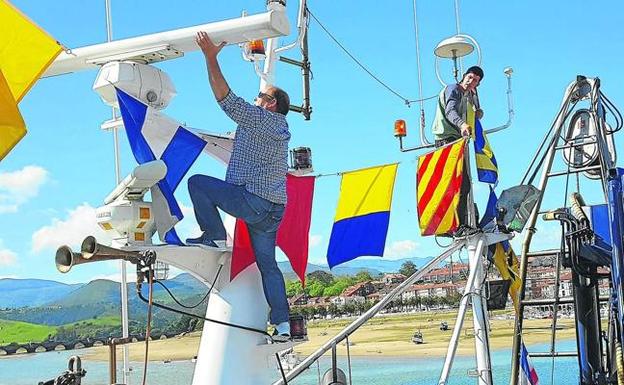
left=116, top=87, right=207, bottom=245
left=520, top=341, right=539, bottom=385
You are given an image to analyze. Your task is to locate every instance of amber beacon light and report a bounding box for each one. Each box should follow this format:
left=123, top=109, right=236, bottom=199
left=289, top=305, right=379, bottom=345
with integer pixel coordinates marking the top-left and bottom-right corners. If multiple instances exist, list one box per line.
left=247, top=39, right=266, bottom=58
left=394, top=119, right=407, bottom=137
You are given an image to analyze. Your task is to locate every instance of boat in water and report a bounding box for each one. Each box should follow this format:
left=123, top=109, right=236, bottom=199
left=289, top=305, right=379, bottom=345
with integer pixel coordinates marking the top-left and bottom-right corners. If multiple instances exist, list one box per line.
left=411, top=330, right=424, bottom=344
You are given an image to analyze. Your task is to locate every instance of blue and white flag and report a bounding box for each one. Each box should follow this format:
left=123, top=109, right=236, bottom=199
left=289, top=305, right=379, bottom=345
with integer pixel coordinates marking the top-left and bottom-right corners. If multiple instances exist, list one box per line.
left=116, top=88, right=207, bottom=245
left=520, top=341, right=539, bottom=385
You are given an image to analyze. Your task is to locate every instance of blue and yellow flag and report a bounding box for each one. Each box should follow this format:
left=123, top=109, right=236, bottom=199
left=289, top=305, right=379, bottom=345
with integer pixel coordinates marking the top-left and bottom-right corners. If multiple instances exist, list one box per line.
left=473, top=118, right=498, bottom=185
left=466, top=101, right=498, bottom=185
left=326, top=163, right=398, bottom=268
left=0, top=0, right=62, bottom=160
left=491, top=241, right=522, bottom=312
left=481, top=187, right=522, bottom=312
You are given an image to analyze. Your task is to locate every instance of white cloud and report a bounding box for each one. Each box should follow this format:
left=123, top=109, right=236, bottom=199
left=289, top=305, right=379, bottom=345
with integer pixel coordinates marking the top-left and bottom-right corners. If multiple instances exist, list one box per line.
left=0, top=165, right=49, bottom=213
left=309, top=234, right=322, bottom=248
left=385, top=239, right=420, bottom=258
left=31, top=203, right=112, bottom=253
left=0, top=245, right=17, bottom=267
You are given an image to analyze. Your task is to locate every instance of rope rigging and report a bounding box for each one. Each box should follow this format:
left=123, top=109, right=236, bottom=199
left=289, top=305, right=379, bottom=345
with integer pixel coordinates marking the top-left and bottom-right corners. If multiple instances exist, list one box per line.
left=307, top=8, right=436, bottom=107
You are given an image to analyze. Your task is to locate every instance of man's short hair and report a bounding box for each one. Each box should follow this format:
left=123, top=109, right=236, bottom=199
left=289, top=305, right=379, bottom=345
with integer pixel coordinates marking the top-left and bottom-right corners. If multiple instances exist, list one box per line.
left=270, top=86, right=290, bottom=115
left=462, top=66, right=484, bottom=82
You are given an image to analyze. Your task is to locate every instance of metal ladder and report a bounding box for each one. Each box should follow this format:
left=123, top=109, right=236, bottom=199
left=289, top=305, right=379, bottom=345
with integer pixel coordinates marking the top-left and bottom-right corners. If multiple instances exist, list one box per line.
left=509, top=76, right=618, bottom=385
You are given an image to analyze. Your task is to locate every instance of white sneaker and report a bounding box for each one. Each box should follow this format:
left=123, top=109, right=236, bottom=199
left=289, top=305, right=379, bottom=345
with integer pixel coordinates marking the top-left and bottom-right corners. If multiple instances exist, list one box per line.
left=214, top=240, right=227, bottom=249
left=272, top=321, right=291, bottom=343
left=272, top=330, right=291, bottom=343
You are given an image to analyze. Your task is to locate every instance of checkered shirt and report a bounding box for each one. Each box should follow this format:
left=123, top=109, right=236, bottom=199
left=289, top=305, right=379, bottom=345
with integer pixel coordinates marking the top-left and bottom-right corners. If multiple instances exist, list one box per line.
left=218, top=90, right=290, bottom=204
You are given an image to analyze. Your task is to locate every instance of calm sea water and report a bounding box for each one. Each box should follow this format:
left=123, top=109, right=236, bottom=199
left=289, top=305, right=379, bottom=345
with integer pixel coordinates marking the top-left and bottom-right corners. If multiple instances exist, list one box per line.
left=0, top=341, right=579, bottom=385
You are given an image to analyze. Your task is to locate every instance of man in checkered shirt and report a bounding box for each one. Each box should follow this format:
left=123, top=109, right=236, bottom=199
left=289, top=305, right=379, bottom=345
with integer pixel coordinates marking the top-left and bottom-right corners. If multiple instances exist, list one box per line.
left=187, top=31, right=292, bottom=341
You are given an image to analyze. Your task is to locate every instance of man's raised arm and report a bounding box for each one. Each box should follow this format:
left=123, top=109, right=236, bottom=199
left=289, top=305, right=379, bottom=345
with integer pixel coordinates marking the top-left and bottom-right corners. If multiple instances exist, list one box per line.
left=196, top=31, right=230, bottom=101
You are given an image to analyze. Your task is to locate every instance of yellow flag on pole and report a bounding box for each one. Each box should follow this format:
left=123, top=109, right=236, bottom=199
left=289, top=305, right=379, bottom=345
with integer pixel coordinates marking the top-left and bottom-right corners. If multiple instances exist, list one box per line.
left=491, top=242, right=522, bottom=313
left=0, top=0, right=62, bottom=102
left=0, top=69, right=26, bottom=160
left=0, top=0, right=62, bottom=160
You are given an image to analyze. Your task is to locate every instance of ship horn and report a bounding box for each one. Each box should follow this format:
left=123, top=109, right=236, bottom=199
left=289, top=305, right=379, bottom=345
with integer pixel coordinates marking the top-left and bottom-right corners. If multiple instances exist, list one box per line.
left=80, top=236, right=141, bottom=260
left=55, top=236, right=144, bottom=274
left=55, top=246, right=85, bottom=273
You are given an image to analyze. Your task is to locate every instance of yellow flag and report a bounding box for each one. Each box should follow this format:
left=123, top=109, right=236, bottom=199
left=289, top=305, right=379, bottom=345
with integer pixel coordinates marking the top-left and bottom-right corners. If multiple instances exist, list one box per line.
left=327, top=163, right=399, bottom=268
left=0, top=0, right=62, bottom=160
left=333, top=163, right=399, bottom=222
left=416, top=140, right=466, bottom=236
left=492, top=242, right=522, bottom=313
left=0, top=0, right=62, bottom=102
left=0, top=70, right=26, bottom=160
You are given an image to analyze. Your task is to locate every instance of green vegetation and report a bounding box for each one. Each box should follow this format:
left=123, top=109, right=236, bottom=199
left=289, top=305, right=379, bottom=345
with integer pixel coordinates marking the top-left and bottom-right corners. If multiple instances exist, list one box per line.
left=399, top=261, right=418, bottom=277
left=286, top=269, right=377, bottom=298
left=55, top=315, right=122, bottom=341
left=0, top=319, right=57, bottom=344
left=66, top=315, right=120, bottom=327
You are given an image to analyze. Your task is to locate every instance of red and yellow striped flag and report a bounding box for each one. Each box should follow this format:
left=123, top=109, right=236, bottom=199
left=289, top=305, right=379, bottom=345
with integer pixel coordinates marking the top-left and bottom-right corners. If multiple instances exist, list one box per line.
left=416, top=139, right=467, bottom=236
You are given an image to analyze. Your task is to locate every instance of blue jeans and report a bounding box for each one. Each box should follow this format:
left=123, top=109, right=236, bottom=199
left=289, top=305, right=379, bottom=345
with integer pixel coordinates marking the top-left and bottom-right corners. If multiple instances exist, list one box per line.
left=187, top=174, right=289, bottom=325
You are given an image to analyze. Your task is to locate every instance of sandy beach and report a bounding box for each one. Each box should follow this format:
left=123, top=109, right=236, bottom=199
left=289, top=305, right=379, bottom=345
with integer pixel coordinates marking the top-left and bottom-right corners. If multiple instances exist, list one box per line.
left=83, top=310, right=576, bottom=362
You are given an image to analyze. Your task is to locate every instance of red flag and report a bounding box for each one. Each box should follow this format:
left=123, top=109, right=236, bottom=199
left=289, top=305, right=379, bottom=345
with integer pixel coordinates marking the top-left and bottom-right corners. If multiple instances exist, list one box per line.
left=231, top=218, right=255, bottom=280
left=230, top=174, right=315, bottom=284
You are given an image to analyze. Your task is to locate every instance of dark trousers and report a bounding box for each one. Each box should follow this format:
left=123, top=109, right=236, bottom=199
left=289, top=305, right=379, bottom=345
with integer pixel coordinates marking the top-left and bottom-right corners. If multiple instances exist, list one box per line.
left=187, top=175, right=289, bottom=325
left=435, top=138, right=471, bottom=227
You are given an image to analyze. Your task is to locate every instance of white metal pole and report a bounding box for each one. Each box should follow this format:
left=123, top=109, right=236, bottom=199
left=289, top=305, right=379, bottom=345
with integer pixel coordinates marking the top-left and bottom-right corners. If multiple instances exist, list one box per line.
left=454, top=0, right=464, bottom=73
left=260, top=36, right=279, bottom=90
left=104, top=1, right=130, bottom=383
left=438, top=235, right=485, bottom=385
left=454, top=0, right=461, bottom=34
left=468, top=236, right=493, bottom=385
left=260, top=2, right=285, bottom=90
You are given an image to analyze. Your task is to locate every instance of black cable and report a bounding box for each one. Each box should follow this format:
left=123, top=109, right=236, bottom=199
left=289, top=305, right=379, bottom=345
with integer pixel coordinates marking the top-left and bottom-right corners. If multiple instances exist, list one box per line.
left=600, top=91, right=623, bottom=133
left=408, top=94, right=439, bottom=104
left=136, top=281, right=272, bottom=339
left=307, top=8, right=415, bottom=106
left=141, top=270, right=154, bottom=385
left=153, top=264, right=223, bottom=310
left=434, top=234, right=453, bottom=248
left=275, top=352, right=289, bottom=384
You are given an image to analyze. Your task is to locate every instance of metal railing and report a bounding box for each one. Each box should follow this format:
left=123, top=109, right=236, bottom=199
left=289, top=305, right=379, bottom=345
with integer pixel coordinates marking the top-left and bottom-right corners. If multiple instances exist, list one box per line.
left=273, top=241, right=463, bottom=384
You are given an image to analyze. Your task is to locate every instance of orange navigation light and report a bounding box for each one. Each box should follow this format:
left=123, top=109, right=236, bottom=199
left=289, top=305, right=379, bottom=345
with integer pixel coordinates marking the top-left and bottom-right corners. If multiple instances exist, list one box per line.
left=247, top=39, right=266, bottom=57
left=394, top=119, right=407, bottom=138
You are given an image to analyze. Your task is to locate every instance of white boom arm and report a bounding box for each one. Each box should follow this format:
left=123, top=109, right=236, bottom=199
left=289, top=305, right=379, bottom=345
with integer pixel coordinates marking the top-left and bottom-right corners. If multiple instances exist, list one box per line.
left=44, top=9, right=289, bottom=77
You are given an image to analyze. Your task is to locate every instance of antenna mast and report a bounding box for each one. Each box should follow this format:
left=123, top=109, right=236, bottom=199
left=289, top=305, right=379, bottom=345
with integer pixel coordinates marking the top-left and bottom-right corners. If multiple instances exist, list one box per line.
left=104, top=1, right=132, bottom=384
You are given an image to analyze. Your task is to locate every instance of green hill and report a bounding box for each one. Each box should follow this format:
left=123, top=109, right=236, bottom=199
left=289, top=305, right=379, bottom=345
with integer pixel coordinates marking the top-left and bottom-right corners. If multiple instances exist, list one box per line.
left=0, top=319, right=56, bottom=345
left=0, top=278, right=83, bottom=308
left=65, top=316, right=120, bottom=328
left=51, top=279, right=120, bottom=307
left=54, top=316, right=123, bottom=341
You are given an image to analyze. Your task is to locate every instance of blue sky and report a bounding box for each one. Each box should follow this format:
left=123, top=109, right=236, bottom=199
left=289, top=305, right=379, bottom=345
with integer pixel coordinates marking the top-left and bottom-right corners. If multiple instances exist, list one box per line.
left=1, top=0, right=624, bottom=283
